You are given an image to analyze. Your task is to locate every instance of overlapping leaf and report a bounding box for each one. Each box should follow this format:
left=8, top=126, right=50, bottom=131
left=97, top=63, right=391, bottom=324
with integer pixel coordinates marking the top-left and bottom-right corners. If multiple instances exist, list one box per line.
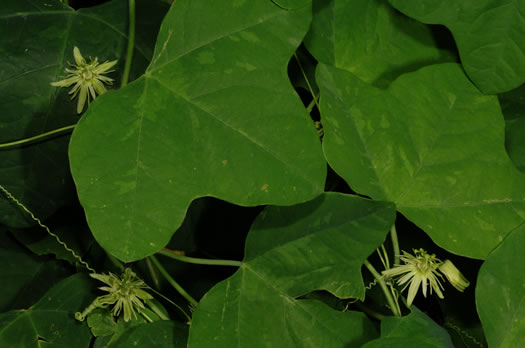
left=188, top=193, right=394, bottom=347
left=304, top=0, right=456, bottom=87
left=0, top=274, right=93, bottom=347
left=500, top=84, right=525, bottom=172
left=69, top=0, right=326, bottom=261
left=362, top=306, right=454, bottom=348
left=476, top=224, right=525, bottom=347
left=0, top=0, right=166, bottom=227
left=0, top=228, right=69, bottom=312
left=317, top=62, right=525, bottom=259
left=108, top=321, right=188, bottom=348
left=389, top=0, right=525, bottom=94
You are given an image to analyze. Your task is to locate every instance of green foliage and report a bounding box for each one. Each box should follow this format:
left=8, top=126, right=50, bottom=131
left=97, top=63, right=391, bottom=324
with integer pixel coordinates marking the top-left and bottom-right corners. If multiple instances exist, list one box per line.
left=389, top=0, right=525, bottom=94
left=189, top=193, right=392, bottom=347
left=1, top=0, right=525, bottom=346
left=0, top=274, right=94, bottom=347
left=68, top=0, right=325, bottom=261
left=317, top=62, right=525, bottom=259
left=362, top=306, right=455, bottom=347
left=476, top=224, right=525, bottom=347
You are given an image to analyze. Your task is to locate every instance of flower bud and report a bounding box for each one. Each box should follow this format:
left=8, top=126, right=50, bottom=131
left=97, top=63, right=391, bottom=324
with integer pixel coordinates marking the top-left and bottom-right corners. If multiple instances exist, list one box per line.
left=438, top=260, right=470, bottom=292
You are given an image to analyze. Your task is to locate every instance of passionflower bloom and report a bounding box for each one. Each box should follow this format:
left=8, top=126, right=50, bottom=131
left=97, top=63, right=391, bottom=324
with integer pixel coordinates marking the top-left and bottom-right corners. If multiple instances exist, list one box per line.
left=90, top=268, right=153, bottom=322
left=382, top=248, right=445, bottom=307
left=50, top=46, right=117, bottom=114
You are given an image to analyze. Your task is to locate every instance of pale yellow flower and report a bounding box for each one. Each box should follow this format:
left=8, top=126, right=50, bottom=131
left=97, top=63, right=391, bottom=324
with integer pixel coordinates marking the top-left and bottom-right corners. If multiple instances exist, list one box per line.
left=90, top=268, right=153, bottom=322
left=382, top=249, right=470, bottom=307
left=382, top=248, right=445, bottom=307
left=51, top=46, right=117, bottom=114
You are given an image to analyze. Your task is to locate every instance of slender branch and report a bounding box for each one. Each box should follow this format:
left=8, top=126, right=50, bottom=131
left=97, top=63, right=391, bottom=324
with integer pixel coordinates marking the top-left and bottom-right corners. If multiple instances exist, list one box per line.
left=158, top=248, right=242, bottom=267
left=149, top=256, right=198, bottom=307
left=0, top=125, right=75, bottom=150
left=294, top=53, right=320, bottom=111
left=146, top=286, right=192, bottom=323
left=363, top=260, right=401, bottom=317
left=145, top=257, right=161, bottom=288
left=121, top=0, right=136, bottom=87
left=390, top=224, right=400, bottom=265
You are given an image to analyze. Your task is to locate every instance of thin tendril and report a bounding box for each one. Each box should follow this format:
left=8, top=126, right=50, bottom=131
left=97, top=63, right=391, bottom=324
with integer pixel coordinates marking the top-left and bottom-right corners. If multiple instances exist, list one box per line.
left=0, top=184, right=95, bottom=273
left=146, top=287, right=192, bottom=323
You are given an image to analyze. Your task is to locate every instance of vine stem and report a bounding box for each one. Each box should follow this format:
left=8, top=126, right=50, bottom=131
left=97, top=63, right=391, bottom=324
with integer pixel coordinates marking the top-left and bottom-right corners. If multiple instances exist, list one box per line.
left=158, top=248, right=242, bottom=267
left=149, top=255, right=198, bottom=307
left=294, top=53, right=320, bottom=111
left=0, top=125, right=75, bottom=150
left=363, top=260, right=401, bottom=317
left=121, top=0, right=136, bottom=87
left=390, top=224, right=400, bottom=265
left=0, top=183, right=95, bottom=273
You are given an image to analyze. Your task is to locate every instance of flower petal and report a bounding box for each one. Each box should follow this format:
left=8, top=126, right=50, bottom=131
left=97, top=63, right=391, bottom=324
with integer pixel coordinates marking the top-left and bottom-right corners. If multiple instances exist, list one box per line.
left=73, top=46, right=86, bottom=65
left=94, top=60, right=118, bottom=74
left=77, top=84, right=88, bottom=114
left=50, top=76, right=79, bottom=88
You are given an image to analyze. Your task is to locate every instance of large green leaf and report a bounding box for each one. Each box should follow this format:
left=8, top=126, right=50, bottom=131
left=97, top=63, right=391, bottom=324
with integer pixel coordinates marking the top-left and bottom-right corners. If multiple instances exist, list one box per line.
left=69, top=0, right=326, bottom=261
left=109, top=321, right=188, bottom=348
left=304, top=0, right=456, bottom=87
left=0, top=0, right=165, bottom=227
left=0, top=228, right=70, bottom=312
left=476, top=224, right=525, bottom=347
left=0, top=274, right=94, bottom=347
left=389, top=0, right=525, bottom=94
left=317, top=62, right=525, bottom=259
left=188, top=193, right=395, bottom=347
left=362, top=306, right=454, bottom=348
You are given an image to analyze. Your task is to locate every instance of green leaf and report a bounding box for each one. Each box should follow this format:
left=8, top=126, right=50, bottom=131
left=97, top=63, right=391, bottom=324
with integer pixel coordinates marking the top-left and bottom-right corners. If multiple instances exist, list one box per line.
left=317, top=62, right=525, bottom=259
left=362, top=306, right=454, bottom=348
left=108, top=321, right=188, bottom=348
left=500, top=84, right=525, bottom=172
left=69, top=0, right=326, bottom=261
left=0, top=228, right=70, bottom=312
left=188, top=193, right=395, bottom=347
left=88, top=309, right=118, bottom=337
left=0, top=0, right=164, bottom=228
left=0, top=274, right=94, bottom=347
left=388, top=0, right=525, bottom=94
left=476, top=224, right=525, bottom=347
left=271, top=0, right=311, bottom=10
left=304, top=0, right=456, bottom=87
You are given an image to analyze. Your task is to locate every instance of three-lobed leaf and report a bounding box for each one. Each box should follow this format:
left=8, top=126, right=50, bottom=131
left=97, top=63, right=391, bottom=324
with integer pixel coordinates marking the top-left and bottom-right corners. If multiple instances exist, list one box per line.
left=0, top=274, right=94, bottom=347
left=188, top=193, right=395, bottom=347
left=69, top=0, right=326, bottom=261
left=317, top=62, right=525, bottom=259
